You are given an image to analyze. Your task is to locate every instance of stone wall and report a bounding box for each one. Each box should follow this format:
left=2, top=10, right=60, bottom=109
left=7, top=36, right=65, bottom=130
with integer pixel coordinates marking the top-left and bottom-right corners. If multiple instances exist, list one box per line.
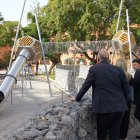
left=55, top=65, right=91, bottom=93
left=78, top=65, right=90, bottom=79
left=5, top=98, right=137, bottom=140
left=55, top=65, right=79, bottom=92
left=55, top=65, right=92, bottom=96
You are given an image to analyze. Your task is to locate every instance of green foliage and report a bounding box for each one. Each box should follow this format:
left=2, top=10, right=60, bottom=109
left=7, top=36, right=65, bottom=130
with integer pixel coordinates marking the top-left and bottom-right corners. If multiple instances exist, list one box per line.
left=137, top=29, right=140, bottom=36
left=0, top=52, right=11, bottom=70
left=23, top=0, right=140, bottom=42
left=27, top=12, right=36, bottom=23
left=0, top=21, right=18, bottom=46
left=49, top=74, right=55, bottom=80
left=21, top=0, right=140, bottom=69
left=22, top=23, right=38, bottom=39
left=40, top=0, right=120, bottom=41
left=0, top=12, right=4, bottom=22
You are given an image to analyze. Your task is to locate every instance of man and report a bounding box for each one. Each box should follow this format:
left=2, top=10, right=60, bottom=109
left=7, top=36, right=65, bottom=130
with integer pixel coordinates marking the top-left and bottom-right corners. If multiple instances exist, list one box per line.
left=71, top=50, right=130, bottom=140
left=132, top=59, right=140, bottom=139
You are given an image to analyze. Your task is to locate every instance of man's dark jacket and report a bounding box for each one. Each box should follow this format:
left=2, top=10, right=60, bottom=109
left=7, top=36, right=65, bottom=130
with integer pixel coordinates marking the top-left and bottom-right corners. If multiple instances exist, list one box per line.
left=75, top=60, right=130, bottom=113
left=133, top=69, right=140, bottom=104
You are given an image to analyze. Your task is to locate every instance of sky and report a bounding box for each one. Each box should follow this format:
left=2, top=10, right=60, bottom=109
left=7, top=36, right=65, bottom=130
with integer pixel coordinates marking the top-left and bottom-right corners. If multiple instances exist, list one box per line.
left=0, top=0, right=48, bottom=26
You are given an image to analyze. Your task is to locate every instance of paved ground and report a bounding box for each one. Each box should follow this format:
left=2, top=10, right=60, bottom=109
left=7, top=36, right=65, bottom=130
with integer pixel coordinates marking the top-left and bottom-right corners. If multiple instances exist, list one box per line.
left=0, top=76, right=140, bottom=140
left=0, top=79, right=63, bottom=139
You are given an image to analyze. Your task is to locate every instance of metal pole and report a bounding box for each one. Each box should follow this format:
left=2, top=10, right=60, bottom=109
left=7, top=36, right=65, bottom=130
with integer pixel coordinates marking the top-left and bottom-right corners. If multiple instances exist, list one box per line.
left=8, top=0, right=27, bottom=71
left=126, top=9, right=133, bottom=73
left=10, top=91, right=13, bottom=104
left=34, top=13, right=52, bottom=97
left=116, top=0, right=123, bottom=33
left=61, top=90, right=64, bottom=103
left=28, top=65, right=32, bottom=89
left=22, top=69, right=24, bottom=99
left=73, top=53, right=76, bottom=77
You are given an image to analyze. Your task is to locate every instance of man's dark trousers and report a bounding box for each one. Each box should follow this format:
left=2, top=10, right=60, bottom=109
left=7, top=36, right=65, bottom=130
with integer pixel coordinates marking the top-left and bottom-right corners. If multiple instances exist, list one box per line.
left=97, top=112, right=124, bottom=140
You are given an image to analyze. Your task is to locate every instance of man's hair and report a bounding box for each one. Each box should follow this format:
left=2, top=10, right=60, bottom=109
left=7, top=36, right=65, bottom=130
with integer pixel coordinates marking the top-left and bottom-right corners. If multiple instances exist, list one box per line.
left=132, top=58, right=140, bottom=64
left=98, top=50, right=109, bottom=60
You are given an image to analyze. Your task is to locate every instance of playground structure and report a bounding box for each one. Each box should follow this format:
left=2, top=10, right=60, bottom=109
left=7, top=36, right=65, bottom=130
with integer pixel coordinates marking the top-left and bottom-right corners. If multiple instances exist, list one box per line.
left=0, top=0, right=52, bottom=105
left=0, top=36, right=42, bottom=103
left=0, top=34, right=137, bottom=104
left=112, top=30, right=136, bottom=53
left=0, top=0, right=140, bottom=139
left=0, top=0, right=139, bottom=105
left=111, top=30, right=136, bottom=66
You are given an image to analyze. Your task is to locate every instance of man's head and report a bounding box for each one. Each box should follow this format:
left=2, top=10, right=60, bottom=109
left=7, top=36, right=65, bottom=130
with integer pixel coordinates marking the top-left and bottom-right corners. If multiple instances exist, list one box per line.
left=97, top=50, right=109, bottom=63
left=132, top=59, right=140, bottom=70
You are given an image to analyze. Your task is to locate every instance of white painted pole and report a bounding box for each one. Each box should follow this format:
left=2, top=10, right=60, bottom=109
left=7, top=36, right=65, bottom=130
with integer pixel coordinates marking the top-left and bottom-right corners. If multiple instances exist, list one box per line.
left=34, top=13, right=52, bottom=97
left=126, top=9, right=133, bottom=73
left=111, top=0, right=123, bottom=64
left=8, top=0, right=27, bottom=71
left=116, top=0, right=123, bottom=33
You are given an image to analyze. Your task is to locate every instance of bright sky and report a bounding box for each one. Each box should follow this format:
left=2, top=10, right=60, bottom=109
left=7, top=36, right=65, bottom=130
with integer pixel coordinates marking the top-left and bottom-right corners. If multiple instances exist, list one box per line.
left=0, top=0, right=48, bottom=26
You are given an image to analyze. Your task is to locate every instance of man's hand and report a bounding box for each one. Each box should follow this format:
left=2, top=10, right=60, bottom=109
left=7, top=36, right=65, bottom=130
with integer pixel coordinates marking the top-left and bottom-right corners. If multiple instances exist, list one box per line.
left=68, top=95, right=76, bottom=101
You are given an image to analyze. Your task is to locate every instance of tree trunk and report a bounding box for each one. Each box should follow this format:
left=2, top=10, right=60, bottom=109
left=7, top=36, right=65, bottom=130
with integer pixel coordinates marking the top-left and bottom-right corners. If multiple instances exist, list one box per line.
left=48, top=62, right=57, bottom=75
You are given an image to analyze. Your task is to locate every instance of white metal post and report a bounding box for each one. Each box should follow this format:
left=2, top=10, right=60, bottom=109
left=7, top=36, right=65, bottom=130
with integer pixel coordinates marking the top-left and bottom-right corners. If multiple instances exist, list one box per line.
left=34, top=13, right=52, bottom=97
left=116, top=0, right=123, bottom=33
left=8, top=0, right=27, bottom=71
left=126, top=9, right=133, bottom=73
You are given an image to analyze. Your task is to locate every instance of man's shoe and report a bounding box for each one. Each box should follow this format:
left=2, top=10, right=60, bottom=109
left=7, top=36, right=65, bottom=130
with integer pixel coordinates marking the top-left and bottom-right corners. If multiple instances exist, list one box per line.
left=136, top=135, right=140, bottom=139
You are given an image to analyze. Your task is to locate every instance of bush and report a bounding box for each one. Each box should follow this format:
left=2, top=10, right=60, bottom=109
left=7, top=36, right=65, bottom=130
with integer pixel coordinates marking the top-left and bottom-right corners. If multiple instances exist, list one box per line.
left=0, top=53, right=10, bottom=70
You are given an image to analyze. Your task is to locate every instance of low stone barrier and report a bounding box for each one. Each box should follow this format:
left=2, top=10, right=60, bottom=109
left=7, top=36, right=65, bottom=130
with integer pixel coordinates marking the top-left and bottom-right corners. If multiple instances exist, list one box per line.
left=3, top=98, right=138, bottom=140
left=55, top=65, right=79, bottom=92
left=55, top=65, right=90, bottom=93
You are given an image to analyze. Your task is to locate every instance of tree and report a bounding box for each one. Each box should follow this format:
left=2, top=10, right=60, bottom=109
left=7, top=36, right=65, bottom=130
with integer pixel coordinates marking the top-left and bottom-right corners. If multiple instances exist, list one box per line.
left=22, top=23, right=38, bottom=38
left=44, top=0, right=140, bottom=54
left=0, top=52, right=11, bottom=70
left=47, top=53, right=61, bottom=75
left=0, top=21, right=18, bottom=46
left=0, top=12, right=4, bottom=23
left=39, top=0, right=119, bottom=66
left=23, top=0, right=140, bottom=73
